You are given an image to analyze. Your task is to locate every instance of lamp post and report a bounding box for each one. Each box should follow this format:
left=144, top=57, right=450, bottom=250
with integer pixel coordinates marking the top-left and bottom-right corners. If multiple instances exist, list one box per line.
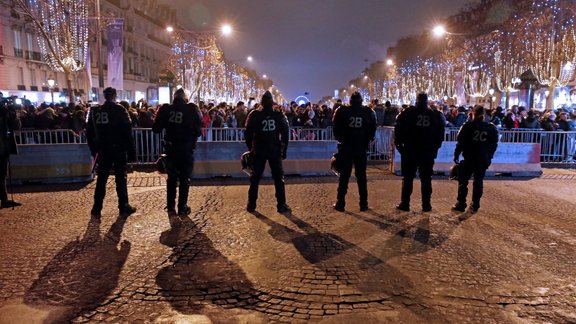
left=488, top=88, right=495, bottom=109
left=47, top=78, right=55, bottom=103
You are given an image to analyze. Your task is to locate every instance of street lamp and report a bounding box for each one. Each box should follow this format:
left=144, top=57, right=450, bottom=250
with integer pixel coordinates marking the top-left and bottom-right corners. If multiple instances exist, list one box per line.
left=386, top=59, right=394, bottom=66
left=247, top=56, right=253, bottom=62
left=488, top=88, right=495, bottom=109
left=47, top=78, right=55, bottom=103
left=433, top=25, right=447, bottom=38
left=220, top=24, right=233, bottom=36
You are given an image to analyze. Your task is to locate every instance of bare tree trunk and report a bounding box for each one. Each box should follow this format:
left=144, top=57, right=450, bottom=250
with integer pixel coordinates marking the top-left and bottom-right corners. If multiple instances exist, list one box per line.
left=547, top=80, right=557, bottom=110
left=65, top=69, right=75, bottom=103
left=505, top=89, right=510, bottom=109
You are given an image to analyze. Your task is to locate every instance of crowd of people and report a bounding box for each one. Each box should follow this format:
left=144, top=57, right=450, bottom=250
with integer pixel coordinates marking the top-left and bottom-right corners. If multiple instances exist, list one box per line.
left=2, top=92, right=576, bottom=134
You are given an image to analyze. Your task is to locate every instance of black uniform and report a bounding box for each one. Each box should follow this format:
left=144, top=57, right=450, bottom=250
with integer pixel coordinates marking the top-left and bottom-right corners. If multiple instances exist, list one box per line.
left=332, top=102, right=377, bottom=211
left=0, top=101, right=21, bottom=208
left=87, top=100, right=136, bottom=215
left=394, top=100, right=444, bottom=211
left=453, top=118, right=498, bottom=211
left=244, top=93, right=290, bottom=212
left=152, top=97, right=203, bottom=215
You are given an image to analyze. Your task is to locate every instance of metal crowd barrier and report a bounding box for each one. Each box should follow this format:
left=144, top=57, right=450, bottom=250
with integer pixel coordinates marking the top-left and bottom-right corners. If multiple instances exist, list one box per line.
left=14, top=129, right=87, bottom=145
left=13, top=127, right=576, bottom=165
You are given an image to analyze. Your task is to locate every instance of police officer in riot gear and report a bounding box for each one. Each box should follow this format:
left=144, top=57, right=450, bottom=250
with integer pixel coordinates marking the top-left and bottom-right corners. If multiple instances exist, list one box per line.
left=452, top=105, right=498, bottom=213
left=87, top=87, right=137, bottom=218
left=245, top=91, right=291, bottom=213
left=332, top=91, right=376, bottom=212
left=394, top=93, right=444, bottom=212
left=0, top=96, right=22, bottom=209
left=152, top=88, right=203, bottom=216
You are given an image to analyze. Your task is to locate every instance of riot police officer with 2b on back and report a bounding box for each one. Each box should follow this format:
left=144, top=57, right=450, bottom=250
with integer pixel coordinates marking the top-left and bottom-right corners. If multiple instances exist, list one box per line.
left=332, top=91, right=376, bottom=212
left=452, top=105, right=498, bottom=213
left=394, top=92, right=444, bottom=212
left=87, top=87, right=137, bottom=218
left=244, top=91, right=291, bottom=213
left=152, top=88, right=203, bottom=216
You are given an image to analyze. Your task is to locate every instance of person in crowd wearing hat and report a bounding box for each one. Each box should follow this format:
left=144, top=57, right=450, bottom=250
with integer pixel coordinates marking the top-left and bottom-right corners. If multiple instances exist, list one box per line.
left=244, top=91, right=291, bottom=213
left=152, top=88, right=203, bottom=216
left=0, top=95, right=22, bottom=209
left=86, top=87, right=137, bottom=218
left=332, top=91, right=376, bottom=212
left=452, top=105, right=499, bottom=213
left=394, top=92, right=445, bottom=212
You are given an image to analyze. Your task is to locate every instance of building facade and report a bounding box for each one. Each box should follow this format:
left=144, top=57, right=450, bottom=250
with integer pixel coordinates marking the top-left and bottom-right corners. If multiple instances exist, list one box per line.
left=0, top=0, right=176, bottom=105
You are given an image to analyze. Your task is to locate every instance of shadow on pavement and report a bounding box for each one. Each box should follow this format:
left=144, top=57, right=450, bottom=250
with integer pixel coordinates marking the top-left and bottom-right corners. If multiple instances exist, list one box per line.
left=350, top=211, right=455, bottom=256
left=23, top=216, right=130, bottom=322
left=156, top=214, right=255, bottom=312
left=10, top=182, right=91, bottom=194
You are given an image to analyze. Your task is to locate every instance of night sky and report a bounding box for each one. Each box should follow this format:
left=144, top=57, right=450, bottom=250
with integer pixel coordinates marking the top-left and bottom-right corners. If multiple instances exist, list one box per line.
left=165, top=0, right=478, bottom=102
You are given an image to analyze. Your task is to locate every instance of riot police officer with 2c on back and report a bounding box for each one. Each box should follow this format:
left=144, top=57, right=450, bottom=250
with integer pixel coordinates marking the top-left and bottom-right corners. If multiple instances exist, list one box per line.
left=152, top=88, right=203, bottom=216
left=245, top=91, right=291, bottom=213
left=394, top=92, right=444, bottom=212
left=87, top=87, right=137, bottom=218
left=452, top=105, right=498, bottom=213
left=332, top=91, right=376, bottom=212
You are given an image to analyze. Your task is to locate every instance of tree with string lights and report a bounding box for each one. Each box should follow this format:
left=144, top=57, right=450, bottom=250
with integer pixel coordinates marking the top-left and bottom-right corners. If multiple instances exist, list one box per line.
left=492, top=29, right=527, bottom=109
left=8, top=0, right=90, bottom=103
left=514, top=0, right=576, bottom=109
left=461, top=34, right=497, bottom=102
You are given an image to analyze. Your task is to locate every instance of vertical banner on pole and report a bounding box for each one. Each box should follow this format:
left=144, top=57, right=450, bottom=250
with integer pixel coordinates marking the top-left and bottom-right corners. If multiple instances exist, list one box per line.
left=107, top=19, right=124, bottom=91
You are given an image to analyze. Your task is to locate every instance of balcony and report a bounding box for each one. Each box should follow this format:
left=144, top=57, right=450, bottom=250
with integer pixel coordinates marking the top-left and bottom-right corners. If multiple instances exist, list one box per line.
left=24, top=50, right=42, bottom=61
left=14, top=48, right=24, bottom=58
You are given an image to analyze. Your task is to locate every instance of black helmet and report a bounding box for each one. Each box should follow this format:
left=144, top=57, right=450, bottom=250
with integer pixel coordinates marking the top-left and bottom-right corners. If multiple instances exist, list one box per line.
left=449, top=163, right=460, bottom=180
left=156, top=154, right=169, bottom=174
left=331, top=152, right=342, bottom=177
left=241, top=151, right=253, bottom=176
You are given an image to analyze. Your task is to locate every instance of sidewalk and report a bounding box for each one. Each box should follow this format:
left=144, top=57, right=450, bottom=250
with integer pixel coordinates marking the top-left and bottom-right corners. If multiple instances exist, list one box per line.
left=1, top=170, right=576, bottom=323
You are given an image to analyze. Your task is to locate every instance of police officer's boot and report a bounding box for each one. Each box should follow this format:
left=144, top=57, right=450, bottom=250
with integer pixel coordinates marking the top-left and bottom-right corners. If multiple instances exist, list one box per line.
left=333, top=200, right=345, bottom=212
left=119, top=204, right=137, bottom=217
left=396, top=180, right=412, bottom=211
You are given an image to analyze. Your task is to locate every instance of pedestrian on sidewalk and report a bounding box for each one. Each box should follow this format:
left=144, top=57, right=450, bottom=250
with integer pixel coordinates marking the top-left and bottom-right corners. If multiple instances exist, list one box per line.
left=332, top=91, right=376, bottom=212
left=152, top=88, right=203, bottom=216
left=245, top=91, right=291, bottom=213
left=394, top=92, right=445, bottom=212
left=452, top=105, right=498, bottom=213
left=87, top=87, right=137, bottom=218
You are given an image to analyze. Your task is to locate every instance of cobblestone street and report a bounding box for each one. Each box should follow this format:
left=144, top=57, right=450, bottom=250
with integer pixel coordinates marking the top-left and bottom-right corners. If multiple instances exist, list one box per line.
left=1, top=168, right=576, bottom=323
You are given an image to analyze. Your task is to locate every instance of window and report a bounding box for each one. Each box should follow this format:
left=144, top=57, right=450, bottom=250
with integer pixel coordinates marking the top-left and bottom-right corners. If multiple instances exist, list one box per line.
left=26, top=33, right=33, bottom=52
left=13, top=30, right=23, bottom=57
left=18, top=67, right=24, bottom=84
left=30, top=69, right=36, bottom=86
left=14, top=30, right=21, bottom=49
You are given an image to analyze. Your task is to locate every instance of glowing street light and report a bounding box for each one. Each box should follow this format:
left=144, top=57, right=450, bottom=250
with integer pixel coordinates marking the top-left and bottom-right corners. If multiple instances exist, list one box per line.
left=433, top=25, right=447, bottom=38
left=247, top=56, right=253, bottom=62
left=262, top=74, right=268, bottom=79
left=386, top=59, right=394, bottom=66
left=221, top=24, right=233, bottom=36
left=363, top=75, right=369, bottom=80
left=166, top=26, right=174, bottom=33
